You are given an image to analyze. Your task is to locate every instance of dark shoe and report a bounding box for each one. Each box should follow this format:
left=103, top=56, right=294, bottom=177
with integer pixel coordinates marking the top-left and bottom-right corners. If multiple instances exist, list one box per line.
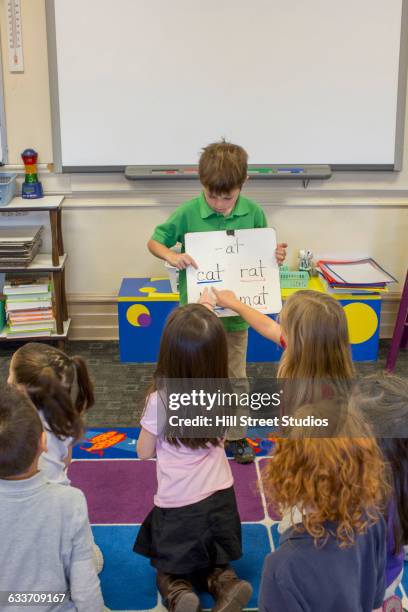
left=207, top=566, right=252, bottom=612
left=157, top=571, right=202, bottom=612
left=227, top=439, right=254, bottom=464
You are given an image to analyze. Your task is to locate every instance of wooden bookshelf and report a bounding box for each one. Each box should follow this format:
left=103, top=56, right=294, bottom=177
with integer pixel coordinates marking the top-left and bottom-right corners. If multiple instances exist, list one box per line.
left=0, top=196, right=69, bottom=345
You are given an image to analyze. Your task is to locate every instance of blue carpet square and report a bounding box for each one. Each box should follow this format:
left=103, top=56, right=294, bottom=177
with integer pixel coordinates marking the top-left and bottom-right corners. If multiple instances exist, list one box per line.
left=92, top=525, right=157, bottom=610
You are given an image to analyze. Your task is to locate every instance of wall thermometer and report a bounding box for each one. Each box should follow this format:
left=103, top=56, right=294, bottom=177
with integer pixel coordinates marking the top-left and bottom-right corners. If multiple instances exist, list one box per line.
left=6, top=0, right=24, bottom=72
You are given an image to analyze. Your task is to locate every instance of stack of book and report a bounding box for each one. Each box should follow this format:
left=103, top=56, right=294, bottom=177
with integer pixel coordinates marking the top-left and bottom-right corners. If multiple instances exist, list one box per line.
left=317, top=258, right=397, bottom=294
left=4, top=276, right=55, bottom=337
left=0, top=226, right=43, bottom=267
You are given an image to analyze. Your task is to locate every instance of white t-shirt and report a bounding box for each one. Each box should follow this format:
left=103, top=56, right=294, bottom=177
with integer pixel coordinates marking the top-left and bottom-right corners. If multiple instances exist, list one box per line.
left=39, top=411, right=73, bottom=485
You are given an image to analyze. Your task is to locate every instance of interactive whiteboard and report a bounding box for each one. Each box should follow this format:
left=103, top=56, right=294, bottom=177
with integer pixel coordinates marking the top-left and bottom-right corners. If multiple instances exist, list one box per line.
left=46, top=0, right=407, bottom=171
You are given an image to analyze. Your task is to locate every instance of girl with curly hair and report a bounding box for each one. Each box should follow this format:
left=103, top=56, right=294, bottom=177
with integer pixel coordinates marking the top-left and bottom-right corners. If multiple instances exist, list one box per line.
left=259, top=402, right=389, bottom=612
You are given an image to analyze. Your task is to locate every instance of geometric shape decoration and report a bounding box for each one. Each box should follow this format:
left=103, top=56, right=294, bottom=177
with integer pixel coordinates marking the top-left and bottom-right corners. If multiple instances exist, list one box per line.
left=92, top=525, right=158, bottom=611
left=126, top=304, right=152, bottom=327
left=118, top=277, right=383, bottom=363
left=139, top=287, right=158, bottom=293
left=68, top=459, right=157, bottom=523
left=343, top=302, right=378, bottom=344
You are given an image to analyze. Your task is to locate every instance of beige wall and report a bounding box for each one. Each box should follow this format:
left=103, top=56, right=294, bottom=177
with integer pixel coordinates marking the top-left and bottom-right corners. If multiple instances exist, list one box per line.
left=1, top=0, right=407, bottom=339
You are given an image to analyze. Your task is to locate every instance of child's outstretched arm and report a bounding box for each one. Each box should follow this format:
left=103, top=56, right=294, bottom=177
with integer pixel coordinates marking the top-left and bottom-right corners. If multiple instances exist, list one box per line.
left=147, top=239, right=198, bottom=271
left=212, top=288, right=282, bottom=345
left=137, top=427, right=157, bottom=460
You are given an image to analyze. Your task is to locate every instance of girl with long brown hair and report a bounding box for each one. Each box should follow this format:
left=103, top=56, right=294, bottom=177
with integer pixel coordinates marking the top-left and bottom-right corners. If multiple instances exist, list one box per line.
left=8, top=342, right=94, bottom=485
left=134, top=304, right=252, bottom=612
left=211, top=288, right=354, bottom=410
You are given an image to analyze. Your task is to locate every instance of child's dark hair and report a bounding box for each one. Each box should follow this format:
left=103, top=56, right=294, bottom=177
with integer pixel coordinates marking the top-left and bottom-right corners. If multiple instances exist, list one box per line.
left=199, top=140, right=248, bottom=194
left=0, top=384, right=43, bottom=478
left=10, top=343, right=94, bottom=441
left=149, top=304, right=228, bottom=449
left=351, top=373, right=408, bottom=553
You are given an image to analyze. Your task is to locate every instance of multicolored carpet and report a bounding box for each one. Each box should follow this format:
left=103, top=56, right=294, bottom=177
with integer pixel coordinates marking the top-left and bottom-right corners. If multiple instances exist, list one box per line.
left=70, top=428, right=408, bottom=611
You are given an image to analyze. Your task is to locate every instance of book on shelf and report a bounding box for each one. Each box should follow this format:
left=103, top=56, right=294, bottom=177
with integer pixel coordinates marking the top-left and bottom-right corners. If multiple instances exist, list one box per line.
left=6, top=292, right=52, bottom=302
left=4, top=272, right=56, bottom=337
left=0, top=226, right=43, bottom=243
left=6, top=300, right=52, bottom=311
left=7, top=321, right=56, bottom=333
left=5, top=329, right=53, bottom=338
left=0, top=226, right=43, bottom=267
left=8, top=310, right=54, bottom=323
left=4, top=276, right=50, bottom=294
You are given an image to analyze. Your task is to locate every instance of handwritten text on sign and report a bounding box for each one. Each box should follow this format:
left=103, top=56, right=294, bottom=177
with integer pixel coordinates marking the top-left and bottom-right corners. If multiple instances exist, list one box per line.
left=186, top=228, right=282, bottom=316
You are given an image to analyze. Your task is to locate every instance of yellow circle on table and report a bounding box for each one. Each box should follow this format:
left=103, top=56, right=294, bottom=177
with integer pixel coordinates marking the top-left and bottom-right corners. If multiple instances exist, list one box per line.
left=126, top=304, right=151, bottom=327
left=343, top=303, right=378, bottom=344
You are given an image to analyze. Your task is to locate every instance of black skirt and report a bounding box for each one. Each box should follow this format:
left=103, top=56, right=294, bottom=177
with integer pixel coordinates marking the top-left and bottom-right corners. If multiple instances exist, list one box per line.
left=134, top=486, right=242, bottom=574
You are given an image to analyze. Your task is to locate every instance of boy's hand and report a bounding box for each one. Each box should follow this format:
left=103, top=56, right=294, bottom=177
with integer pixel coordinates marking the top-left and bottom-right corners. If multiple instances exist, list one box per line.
left=212, top=288, right=240, bottom=310
left=167, top=252, right=198, bottom=270
left=275, top=243, right=287, bottom=265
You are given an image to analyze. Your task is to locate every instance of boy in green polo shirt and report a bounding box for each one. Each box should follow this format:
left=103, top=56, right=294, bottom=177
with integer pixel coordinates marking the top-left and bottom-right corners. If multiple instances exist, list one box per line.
left=147, top=141, right=287, bottom=463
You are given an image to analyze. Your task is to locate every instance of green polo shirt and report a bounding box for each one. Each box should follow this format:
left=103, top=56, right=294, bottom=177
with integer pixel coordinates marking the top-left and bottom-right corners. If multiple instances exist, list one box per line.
left=151, top=192, right=268, bottom=331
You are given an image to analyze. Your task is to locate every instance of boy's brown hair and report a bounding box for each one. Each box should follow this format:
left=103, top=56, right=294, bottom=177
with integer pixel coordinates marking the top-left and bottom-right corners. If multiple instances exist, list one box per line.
left=0, top=385, right=43, bottom=478
left=198, top=140, right=248, bottom=194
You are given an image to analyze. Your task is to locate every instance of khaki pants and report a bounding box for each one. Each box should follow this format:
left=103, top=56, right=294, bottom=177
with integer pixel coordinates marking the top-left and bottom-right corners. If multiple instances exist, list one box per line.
left=226, top=329, right=249, bottom=441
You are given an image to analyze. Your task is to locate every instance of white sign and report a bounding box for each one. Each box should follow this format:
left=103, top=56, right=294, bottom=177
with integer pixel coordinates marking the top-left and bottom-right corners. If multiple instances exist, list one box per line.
left=186, top=228, right=282, bottom=316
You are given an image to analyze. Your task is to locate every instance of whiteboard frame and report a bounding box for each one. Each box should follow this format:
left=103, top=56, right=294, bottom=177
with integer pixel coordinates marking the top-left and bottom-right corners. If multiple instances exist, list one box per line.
left=46, top=0, right=408, bottom=174
left=0, top=28, right=8, bottom=165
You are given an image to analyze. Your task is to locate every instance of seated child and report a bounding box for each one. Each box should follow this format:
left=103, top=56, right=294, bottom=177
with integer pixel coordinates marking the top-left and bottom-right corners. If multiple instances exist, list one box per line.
left=134, top=304, right=252, bottom=612
left=0, top=384, right=104, bottom=612
left=259, top=403, right=388, bottom=612
left=351, top=373, right=408, bottom=601
left=8, top=342, right=94, bottom=485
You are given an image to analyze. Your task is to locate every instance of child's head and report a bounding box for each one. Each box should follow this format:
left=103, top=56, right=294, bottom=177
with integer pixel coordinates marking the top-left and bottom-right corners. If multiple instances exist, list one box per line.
left=8, top=343, right=94, bottom=441
left=155, top=304, right=228, bottom=379
left=151, top=304, right=228, bottom=449
left=263, top=403, right=388, bottom=548
left=9, top=342, right=94, bottom=412
left=0, top=384, right=45, bottom=479
left=351, top=373, right=408, bottom=552
left=277, top=289, right=354, bottom=382
left=199, top=140, right=248, bottom=215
